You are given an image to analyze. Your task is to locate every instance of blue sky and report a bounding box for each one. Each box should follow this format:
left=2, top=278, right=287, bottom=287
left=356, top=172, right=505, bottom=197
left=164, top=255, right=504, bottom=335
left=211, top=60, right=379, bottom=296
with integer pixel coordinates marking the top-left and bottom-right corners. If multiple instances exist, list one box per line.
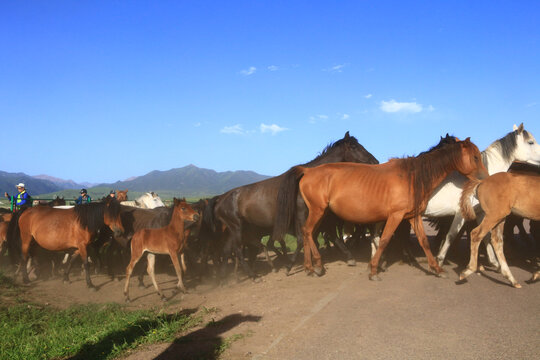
left=1, top=1, right=539, bottom=183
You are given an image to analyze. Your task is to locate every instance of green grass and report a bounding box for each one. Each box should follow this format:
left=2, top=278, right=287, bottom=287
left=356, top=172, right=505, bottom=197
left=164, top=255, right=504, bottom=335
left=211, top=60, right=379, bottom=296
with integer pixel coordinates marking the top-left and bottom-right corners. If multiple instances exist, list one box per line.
left=0, top=270, right=204, bottom=360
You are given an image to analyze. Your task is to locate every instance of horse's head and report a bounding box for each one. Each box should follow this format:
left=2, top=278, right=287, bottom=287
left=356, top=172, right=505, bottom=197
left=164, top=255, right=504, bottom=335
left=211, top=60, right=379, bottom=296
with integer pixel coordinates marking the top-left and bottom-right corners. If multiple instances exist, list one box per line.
left=103, top=198, right=124, bottom=237
left=173, top=198, right=200, bottom=226
left=140, top=192, right=165, bottom=209
left=456, top=138, right=489, bottom=180
left=116, top=189, right=129, bottom=202
left=512, top=123, right=540, bottom=166
left=322, top=131, right=379, bottom=165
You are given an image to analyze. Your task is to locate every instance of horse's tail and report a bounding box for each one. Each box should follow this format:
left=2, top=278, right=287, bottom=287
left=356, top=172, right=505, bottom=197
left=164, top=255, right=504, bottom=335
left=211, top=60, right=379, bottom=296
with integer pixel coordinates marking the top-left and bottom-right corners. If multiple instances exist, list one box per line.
left=460, top=179, right=482, bottom=221
left=203, top=196, right=220, bottom=233
left=6, top=210, right=24, bottom=264
left=272, top=166, right=306, bottom=243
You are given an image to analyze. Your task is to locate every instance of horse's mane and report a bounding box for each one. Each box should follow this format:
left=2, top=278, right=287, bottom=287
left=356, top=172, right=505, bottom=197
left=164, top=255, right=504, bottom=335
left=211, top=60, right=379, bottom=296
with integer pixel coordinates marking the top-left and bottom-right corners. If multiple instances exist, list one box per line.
left=302, top=131, right=368, bottom=166
left=482, top=129, right=531, bottom=164
left=398, top=141, right=464, bottom=217
left=74, top=199, right=122, bottom=233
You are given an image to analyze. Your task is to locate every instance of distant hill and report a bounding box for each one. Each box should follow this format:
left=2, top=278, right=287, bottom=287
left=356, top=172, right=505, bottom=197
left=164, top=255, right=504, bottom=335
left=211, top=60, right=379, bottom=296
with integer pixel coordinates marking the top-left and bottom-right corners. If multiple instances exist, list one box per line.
left=96, top=164, right=271, bottom=198
left=0, top=171, right=62, bottom=196
left=32, top=174, right=95, bottom=190
left=1, top=165, right=272, bottom=200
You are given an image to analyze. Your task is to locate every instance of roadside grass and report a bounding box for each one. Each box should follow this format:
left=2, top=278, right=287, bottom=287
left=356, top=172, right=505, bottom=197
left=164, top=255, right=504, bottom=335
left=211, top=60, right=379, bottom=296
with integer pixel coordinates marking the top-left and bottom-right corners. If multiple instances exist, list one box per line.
left=0, top=271, right=204, bottom=360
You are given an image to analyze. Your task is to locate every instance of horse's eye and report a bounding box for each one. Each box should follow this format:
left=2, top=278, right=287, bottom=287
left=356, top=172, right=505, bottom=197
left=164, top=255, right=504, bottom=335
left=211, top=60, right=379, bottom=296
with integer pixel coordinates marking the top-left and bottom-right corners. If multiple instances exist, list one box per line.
left=529, top=140, right=535, bottom=145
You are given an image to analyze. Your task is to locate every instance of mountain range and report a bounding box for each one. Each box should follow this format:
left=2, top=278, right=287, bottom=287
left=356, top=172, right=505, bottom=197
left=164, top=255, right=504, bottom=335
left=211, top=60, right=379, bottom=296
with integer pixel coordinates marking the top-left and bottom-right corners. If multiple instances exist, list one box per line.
left=0, top=165, right=271, bottom=199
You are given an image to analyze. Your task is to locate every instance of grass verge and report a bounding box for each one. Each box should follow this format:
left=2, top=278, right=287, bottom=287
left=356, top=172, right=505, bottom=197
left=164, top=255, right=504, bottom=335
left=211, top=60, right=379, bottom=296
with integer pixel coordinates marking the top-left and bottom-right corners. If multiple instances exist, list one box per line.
left=0, top=271, right=203, bottom=360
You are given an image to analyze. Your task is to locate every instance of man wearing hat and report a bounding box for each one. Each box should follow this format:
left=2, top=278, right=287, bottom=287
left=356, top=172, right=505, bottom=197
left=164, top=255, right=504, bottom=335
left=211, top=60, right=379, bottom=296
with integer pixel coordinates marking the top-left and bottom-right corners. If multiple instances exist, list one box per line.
left=4, top=183, right=32, bottom=211
left=75, top=188, right=92, bottom=205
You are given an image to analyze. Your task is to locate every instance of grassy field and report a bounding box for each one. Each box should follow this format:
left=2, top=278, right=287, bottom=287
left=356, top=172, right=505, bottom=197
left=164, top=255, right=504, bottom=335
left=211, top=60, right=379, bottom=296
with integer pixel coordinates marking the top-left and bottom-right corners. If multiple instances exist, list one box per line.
left=0, top=270, right=206, bottom=360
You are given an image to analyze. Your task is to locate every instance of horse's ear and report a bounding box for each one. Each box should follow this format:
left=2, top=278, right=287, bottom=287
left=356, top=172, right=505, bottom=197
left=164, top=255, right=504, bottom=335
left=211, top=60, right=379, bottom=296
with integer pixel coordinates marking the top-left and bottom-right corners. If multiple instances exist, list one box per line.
left=464, top=137, right=471, bottom=143
left=518, top=123, right=524, bottom=133
left=344, top=131, right=350, bottom=139
left=513, top=124, right=518, bottom=131
left=445, top=133, right=450, bottom=138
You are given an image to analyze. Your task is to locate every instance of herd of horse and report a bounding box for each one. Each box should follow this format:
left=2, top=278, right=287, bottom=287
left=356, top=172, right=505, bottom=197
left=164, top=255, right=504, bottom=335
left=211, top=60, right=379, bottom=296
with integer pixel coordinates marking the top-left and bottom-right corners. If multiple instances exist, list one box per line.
left=1, top=124, right=539, bottom=302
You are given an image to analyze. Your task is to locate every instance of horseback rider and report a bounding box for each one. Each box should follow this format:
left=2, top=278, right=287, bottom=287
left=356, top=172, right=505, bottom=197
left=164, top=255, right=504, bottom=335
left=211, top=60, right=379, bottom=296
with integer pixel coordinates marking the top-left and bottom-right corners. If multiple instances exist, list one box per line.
left=75, top=188, right=92, bottom=205
left=4, top=183, right=32, bottom=211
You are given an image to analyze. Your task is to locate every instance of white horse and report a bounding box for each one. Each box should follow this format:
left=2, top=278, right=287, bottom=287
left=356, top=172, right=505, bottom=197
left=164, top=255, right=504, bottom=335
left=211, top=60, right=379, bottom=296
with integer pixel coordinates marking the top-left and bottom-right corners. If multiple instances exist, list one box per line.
left=121, top=192, right=165, bottom=209
left=430, top=124, right=540, bottom=268
left=369, top=124, right=540, bottom=270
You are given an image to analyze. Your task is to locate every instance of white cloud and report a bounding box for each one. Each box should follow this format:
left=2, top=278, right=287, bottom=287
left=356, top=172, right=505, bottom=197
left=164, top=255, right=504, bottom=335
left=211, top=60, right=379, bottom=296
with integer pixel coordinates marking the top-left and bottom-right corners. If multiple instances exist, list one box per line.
left=526, top=102, right=538, bottom=108
left=268, top=65, right=279, bottom=71
left=364, top=94, right=372, bottom=99
left=260, top=123, right=287, bottom=135
left=240, top=66, right=257, bottom=76
left=325, top=64, right=346, bottom=73
left=220, top=124, right=245, bottom=134
left=193, top=122, right=201, bottom=127
left=342, top=114, right=350, bottom=120
left=380, top=99, right=424, bottom=113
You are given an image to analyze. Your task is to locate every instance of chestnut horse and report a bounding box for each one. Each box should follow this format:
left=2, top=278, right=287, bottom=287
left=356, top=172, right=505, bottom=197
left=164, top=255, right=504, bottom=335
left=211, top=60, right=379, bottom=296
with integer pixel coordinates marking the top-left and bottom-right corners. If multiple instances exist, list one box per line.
left=8, top=198, right=124, bottom=288
left=459, top=172, right=540, bottom=288
left=292, top=138, right=488, bottom=279
left=124, top=198, right=199, bottom=302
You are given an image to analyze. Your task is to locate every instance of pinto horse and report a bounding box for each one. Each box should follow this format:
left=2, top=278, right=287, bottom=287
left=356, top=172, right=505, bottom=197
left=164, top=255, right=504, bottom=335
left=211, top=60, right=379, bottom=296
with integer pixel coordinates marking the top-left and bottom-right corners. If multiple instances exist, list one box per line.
left=211, top=131, right=378, bottom=278
left=459, top=172, right=540, bottom=288
left=123, top=198, right=199, bottom=302
left=8, top=198, right=124, bottom=288
left=291, top=138, right=488, bottom=279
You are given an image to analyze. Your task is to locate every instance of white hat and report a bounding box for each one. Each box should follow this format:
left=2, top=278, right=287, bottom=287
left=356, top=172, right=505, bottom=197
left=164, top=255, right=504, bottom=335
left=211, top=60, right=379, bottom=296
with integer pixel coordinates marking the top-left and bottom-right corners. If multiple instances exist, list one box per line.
left=15, top=183, right=25, bottom=188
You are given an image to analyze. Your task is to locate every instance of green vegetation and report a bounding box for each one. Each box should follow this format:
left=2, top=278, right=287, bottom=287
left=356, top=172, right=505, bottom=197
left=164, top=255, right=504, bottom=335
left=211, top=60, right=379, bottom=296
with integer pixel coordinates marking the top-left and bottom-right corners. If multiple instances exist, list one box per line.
left=0, top=271, right=203, bottom=360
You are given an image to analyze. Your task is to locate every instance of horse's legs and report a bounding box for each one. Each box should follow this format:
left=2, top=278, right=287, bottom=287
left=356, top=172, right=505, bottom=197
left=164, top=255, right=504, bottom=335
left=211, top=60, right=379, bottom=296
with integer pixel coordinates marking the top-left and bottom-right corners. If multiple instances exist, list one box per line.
left=146, top=253, right=165, bottom=300
left=78, top=245, right=94, bottom=289
left=436, top=214, right=465, bottom=267
left=409, top=216, right=444, bottom=276
left=301, top=205, right=325, bottom=276
left=19, top=236, right=32, bottom=284
left=169, top=251, right=186, bottom=293
left=123, top=246, right=144, bottom=302
left=490, top=221, right=520, bottom=288
left=64, top=250, right=80, bottom=284
left=460, top=214, right=505, bottom=281
left=369, top=213, right=404, bottom=280
left=332, top=227, right=356, bottom=266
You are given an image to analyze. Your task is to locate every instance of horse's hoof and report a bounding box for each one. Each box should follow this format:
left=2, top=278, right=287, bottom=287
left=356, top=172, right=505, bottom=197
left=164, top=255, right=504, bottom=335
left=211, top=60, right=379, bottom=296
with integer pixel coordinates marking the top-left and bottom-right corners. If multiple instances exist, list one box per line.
left=252, top=277, right=262, bottom=283
left=347, top=259, right=357, bottom=267
left=125, top=298, right=131, bottom=303
left=138, top=283, right=145, bottom=288
left=513, top=283, right=522, bottom=289
left=313, top=266, right=324, bottom=277
left=369, top=274, right=382, bottom=281
left=160, top=296, right=167, bottom=302
left=478, top=265, right=485, bottom=272
left=436, top=271, right=448, bottom=279
left=88, top=286, right=97, bottom=292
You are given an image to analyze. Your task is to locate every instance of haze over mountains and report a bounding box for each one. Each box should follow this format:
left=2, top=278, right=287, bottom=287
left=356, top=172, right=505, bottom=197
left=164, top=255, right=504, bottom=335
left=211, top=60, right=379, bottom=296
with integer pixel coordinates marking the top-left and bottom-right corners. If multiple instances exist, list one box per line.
left=0, top=165, right=270, bottom=198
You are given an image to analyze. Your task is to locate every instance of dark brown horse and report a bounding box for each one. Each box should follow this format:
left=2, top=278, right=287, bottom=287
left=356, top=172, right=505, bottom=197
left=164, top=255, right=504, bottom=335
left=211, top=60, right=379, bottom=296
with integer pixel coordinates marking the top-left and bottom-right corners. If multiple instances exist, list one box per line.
left=287, top=138, right=487, bottom=279
left=8, top=198, right=124, bottom=288
left=124, top=198, right=199, bottom=302
left=210, top=132, right=379, bottom=278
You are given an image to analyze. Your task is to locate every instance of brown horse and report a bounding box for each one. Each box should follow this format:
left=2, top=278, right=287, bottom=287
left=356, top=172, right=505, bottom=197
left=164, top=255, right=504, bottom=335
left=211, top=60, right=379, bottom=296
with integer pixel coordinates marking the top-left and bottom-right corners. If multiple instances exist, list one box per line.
left=292, top=138, right=488, bottom=279
left=116, top=189, right=129, bottom=202
left=9, top=198, right=124, bottom=288
left=460, top=172, right=540, bottom=288
left=123, top=198, right=199, bottom=302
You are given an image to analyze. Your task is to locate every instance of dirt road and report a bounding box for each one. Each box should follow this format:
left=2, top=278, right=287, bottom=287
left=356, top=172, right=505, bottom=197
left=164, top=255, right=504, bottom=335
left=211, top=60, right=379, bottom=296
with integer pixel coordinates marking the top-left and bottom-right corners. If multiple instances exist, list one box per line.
left=18, top=241, right=540, bottom=360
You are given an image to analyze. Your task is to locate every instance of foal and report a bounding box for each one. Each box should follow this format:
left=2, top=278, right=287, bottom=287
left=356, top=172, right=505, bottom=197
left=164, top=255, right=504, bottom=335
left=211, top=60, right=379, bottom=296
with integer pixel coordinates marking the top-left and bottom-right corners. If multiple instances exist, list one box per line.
left=124, top=198, right=199, bottom=302
left=459, top=172, right=540, bottom=288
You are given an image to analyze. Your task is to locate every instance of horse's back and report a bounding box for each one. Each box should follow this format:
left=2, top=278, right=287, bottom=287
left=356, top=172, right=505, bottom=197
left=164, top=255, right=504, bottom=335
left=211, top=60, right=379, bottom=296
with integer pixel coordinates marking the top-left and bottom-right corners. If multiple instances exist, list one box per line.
left=300, top=162, right=410, bottom=223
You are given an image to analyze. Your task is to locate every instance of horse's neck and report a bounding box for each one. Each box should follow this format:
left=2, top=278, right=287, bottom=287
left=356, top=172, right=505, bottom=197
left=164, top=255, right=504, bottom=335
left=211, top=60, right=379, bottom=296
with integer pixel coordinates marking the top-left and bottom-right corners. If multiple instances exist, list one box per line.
left=308, top=151, right=344, bottom=167
left=482, top=146, right=514, bottom=175
left=167, top=211, right=185, bottom=235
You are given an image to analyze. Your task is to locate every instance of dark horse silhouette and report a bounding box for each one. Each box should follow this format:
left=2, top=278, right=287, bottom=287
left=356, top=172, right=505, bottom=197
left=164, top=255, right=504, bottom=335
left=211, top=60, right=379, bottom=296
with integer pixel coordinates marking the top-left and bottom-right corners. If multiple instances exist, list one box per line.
left=209, top=132, right=379, bottom=279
